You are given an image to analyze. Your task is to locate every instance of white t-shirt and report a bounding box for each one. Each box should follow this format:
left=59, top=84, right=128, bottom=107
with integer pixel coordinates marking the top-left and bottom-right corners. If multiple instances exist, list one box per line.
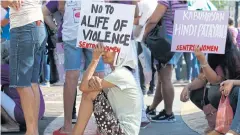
left=62, top=0, right=81, bottom=41
left=9, top=0, right=43, bottom=29
left=133, top=0, right=157, bottom=41
left=1, top=8, right=7, bottom=21
left=104, top=67, right=141, bottom=135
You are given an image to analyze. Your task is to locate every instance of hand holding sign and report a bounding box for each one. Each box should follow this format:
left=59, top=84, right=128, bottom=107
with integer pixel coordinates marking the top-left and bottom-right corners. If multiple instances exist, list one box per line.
left=172, top=10, right=229, bottom=54
left=77, top=1, right=135, bottom=53
left=93, top=43, right=104, bottom=61
left=194, top=46, right=207, bottom=64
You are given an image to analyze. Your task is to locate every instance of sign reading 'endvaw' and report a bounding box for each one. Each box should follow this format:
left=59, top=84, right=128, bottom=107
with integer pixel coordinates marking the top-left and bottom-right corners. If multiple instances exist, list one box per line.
left=171, top=10, right=229, bottom=54
left=77, top=1, right=135, bottom=53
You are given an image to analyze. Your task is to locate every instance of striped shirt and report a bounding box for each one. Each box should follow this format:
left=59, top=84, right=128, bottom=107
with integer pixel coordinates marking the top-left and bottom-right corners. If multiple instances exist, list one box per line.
left=158, top=0, right=188, bottom=35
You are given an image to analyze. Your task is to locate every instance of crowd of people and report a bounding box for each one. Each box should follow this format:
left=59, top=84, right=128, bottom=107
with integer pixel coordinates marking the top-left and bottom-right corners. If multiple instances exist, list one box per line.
left=1, top=0, right=240, bottom=135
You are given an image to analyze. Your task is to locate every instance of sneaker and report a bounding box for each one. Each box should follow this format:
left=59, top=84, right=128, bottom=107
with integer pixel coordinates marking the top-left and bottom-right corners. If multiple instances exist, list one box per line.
left=41, top=82, right=51, bottom=87
left=1, top=125, right=20, bottom=132
left=72, top=113, right=77, bottom=123
left=184, top=80, right=191, bottom=83
left=140, top=121, right=151, bottom=129
left=146, top=106, right=156, bottom=116
left=151, top=110, right=176, bottom=123
left=147, top=90, right=155, bottom=96
left=142, top=89, right=147, bottom=96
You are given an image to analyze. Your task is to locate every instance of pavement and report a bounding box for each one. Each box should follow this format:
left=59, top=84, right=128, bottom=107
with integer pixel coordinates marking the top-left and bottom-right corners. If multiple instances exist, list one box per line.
left=2, top=84, right=207, bottom=135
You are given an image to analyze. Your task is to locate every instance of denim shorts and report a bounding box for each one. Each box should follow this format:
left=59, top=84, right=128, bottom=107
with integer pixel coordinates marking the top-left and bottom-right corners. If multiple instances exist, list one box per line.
left=9, top=21, right=46, bottom=87
left=166, top=35, right=183, bottom=66
left=63, top=39, right=104, bottom=72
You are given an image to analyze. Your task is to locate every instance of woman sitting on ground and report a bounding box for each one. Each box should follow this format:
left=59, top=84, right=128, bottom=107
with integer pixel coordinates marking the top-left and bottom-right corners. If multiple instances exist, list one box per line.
left=219, top=80, right=240, bottom=135
left=180, top=29, right=240, bottom=134
left=72, top=44, right=142, bottom=135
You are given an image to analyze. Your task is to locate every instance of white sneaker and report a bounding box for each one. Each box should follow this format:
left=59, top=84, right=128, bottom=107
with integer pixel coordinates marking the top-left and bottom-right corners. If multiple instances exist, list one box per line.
left=1, top=125, right=20, bottom=132
left=41, top=82, right=51, bottom=87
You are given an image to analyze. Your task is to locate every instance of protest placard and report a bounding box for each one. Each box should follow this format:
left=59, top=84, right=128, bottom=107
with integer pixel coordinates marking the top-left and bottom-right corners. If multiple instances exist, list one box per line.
left=76, top=1, right=135, bottom=53
left=171, top=10, right=229, bottom=54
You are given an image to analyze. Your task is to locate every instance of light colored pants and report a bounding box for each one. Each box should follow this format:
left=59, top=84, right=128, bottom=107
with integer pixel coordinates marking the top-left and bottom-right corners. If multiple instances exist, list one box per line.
left=132, top=41, right=148, bottom=122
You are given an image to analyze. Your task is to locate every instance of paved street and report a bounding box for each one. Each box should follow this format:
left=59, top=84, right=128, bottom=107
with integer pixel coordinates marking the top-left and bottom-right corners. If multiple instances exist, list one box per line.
left=2, top=85, right=206, bottom=135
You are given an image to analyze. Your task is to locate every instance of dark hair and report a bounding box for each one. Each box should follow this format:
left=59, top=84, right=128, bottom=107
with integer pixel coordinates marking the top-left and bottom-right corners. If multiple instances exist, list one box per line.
left=208, top=29, right=240, bottom=79
left=228, top=17, right=234, bottom=26
left=179, top=0, right=187, bottom=4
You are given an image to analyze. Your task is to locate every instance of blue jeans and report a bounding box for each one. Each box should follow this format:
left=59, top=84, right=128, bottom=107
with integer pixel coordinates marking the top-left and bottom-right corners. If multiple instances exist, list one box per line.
left=9, top=21, right=46, bottom=87
left=230, top=86, right=240, bottom=134
left=63, top=39, right=104, bottom=72
left=166, top=35, right=182, bottom=66
left=191, top=54, right=200, bottom=79
left=42, top=53, right=50, bottom=82
left=175, top=53, right=192, bottom=81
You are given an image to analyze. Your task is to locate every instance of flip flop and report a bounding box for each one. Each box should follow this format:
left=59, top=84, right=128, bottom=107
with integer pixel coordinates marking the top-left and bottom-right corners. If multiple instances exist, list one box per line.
left=53, top=128, right=70, bottom=135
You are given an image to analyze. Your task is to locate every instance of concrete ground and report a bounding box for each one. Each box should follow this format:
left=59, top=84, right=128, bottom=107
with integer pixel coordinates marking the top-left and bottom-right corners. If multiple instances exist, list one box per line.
left=2, top=85, right=207, bottom=135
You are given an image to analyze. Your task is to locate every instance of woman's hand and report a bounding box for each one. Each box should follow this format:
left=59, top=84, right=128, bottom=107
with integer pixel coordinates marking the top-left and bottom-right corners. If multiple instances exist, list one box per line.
left=180, top=86, right=190, bottom=102
left=9, top=0, right=23, bottom=11
left=194, top=46, right=207, bottom=64
left=92, top=43, right=104, bottom=61
left=89, top=76, right=102, bottom=91
left=220, top=80, right=234, bottom=96
left=198, top=73, right=207, bottom=81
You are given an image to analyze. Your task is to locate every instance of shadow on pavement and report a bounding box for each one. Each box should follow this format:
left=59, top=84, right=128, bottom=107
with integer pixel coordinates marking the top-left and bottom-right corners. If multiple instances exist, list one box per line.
left=1, top=116, right=57, bottom=135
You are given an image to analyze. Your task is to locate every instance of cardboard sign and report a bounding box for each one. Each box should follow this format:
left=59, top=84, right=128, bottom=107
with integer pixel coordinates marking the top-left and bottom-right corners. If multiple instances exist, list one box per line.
left=76, top=1, right=135, bottom=53
left=171, top=10, right=229, bottom=54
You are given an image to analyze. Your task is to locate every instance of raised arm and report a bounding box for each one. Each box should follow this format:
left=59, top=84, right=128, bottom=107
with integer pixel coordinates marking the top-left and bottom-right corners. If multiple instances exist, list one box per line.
left=79, top=44, right=115, bottom=92
left=195, top=47, right=223, bottom=84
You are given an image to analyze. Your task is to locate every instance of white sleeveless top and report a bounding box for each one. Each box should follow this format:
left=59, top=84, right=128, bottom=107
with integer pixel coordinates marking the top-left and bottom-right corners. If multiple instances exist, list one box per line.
left=10, top=0, right=43, bottom=29
left=62, top=0, right=81, bottom=41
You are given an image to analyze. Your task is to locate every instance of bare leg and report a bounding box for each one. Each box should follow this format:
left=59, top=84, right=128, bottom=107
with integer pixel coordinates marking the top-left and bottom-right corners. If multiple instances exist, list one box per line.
left=150, top=72, right=163, bottom=110
left=16, top=87, right=38, bottom=135
left=31, top=83, right=40, bottom=133
left=72, top=91, right=100, bottom=135
left=62, top=71, right=104, bottom=133
left=160, top=65, right=174, bottom=115
left=62, top=70, right=80, bottom=133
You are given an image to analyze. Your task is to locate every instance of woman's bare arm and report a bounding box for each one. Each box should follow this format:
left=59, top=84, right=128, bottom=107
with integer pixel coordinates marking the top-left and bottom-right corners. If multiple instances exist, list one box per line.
left=1, top=19, right=9, bottom=27
left=1, top=1, right=13, bottom=7
left=233, top=80, right=240, bottom=86
left=188, top=73, right=207, bottom=91
left=42, top=5, right=58, bottom=30
left=79, top=60, right=115, bottom=92
left=58, top=1, right=65, bottom=16
left=143, top=4, right=167, bottom=38
left=199, top=59, right=223, bottom=84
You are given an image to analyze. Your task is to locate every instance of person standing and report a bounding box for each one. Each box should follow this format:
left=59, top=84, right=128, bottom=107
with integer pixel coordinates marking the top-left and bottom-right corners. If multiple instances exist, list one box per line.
left=228, top=17, right=238, bottom=45
left=2, top=0, right=47, bottom=134
left=144, top=0, right=188, bottom=122
left=237, top=18, right=240, bottom=49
